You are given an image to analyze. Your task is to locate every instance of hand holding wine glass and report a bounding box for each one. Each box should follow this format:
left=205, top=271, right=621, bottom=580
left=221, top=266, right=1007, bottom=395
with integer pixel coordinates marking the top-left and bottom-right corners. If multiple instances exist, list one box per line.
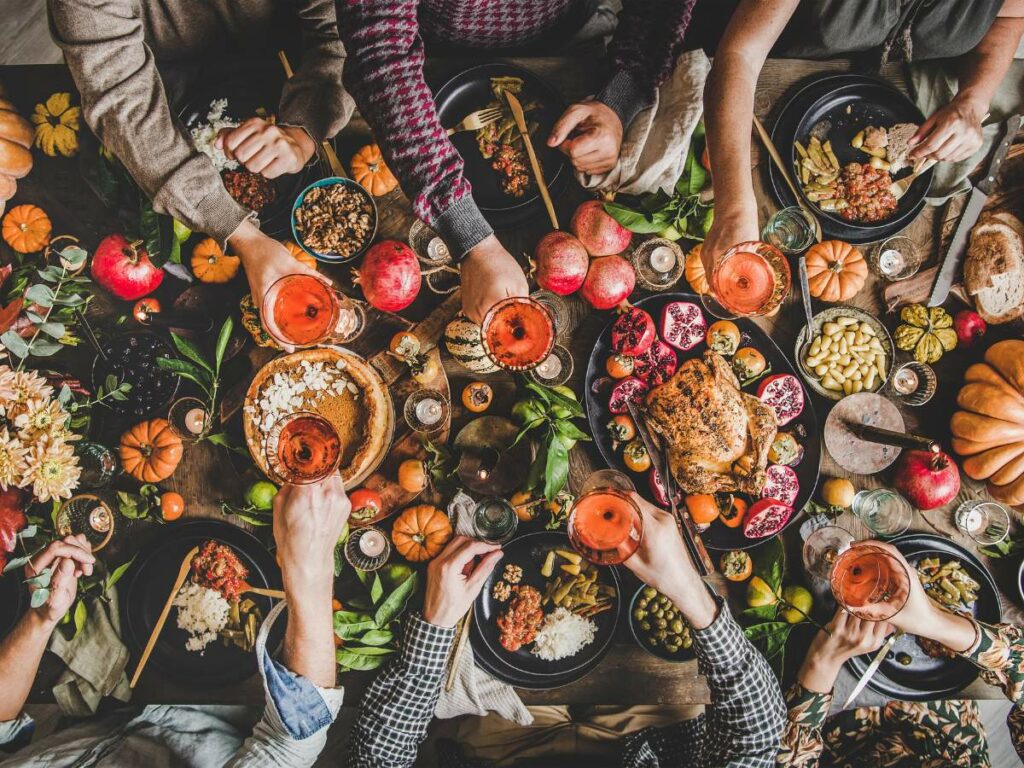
left=798, top=610, right=893, bottom=694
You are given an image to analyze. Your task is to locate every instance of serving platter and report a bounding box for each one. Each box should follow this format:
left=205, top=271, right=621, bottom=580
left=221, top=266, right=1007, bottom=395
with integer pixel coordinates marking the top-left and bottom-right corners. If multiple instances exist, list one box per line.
left=470, top=531, right=620, bottom=689
left=845, top=534, right=1001, bottom=701
left=120, top=519, right=285, bottom=688
left=584, top=292, right=821, bottom=551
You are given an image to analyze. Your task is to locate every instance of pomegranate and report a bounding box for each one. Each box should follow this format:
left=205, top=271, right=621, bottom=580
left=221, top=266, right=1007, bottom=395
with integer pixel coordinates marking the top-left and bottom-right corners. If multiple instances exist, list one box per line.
left=570, top=200, right=633, bottom=256
left=760, top=464, right=800, bottom=506
left=893, top=449, right=961, bottom=510
left=352, top=240, right=421, bottom=312
left=608, top=376, right=649, bottom=414
left=954, top=310, right=987, bottom=348
left=742, top=498, right=793, bottom=539
left=757, top=374, right=805, bottom=426
left=581, top=255, right=635, bottom=310
left=633, top=339, right=678, bottom=387
left=533, top=231, right=589, bottom=296
left=648, top=467, right=682, bottom=507
left=660, top=301, right=707, bottom=351
left=610, top=307, right=655, bottom=356
left=0, top=487, right=26, bottom=572
left=91, top=234, right=164, bottom=301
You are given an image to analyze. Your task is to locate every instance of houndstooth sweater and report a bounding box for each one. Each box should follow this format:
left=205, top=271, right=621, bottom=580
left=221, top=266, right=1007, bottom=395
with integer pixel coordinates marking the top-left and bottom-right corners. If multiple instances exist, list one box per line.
left=336, top=0, right=697, bottom=256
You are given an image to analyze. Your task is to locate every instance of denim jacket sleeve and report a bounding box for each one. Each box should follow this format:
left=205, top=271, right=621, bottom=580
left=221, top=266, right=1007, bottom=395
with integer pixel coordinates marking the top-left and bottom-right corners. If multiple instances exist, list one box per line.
left=0, top=713, right=34, bottom=753
left=227, top=600, right=345, bottom=767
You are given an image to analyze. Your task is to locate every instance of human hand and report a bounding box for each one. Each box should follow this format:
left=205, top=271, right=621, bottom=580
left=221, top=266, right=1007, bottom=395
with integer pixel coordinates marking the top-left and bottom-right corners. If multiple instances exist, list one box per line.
left=423, top=536, right=503, bottom=628
left=623, top=494, right=717, bottom=629
left=273, top=475, right=351, bottom=599
left=910, top=95, right=986, bottom=164
left=460, top=235, right=529, bottom=324
left=25, top=535, right=95, bottom=627
left=216, top=118, right=316, bottom=178
left=798, top=610, right=893, bottom=694
left=547, top=101, right=623, bottom=175
left=229, top=219, right=328, bottom=351
left=699, top=206, right=760, bottom=277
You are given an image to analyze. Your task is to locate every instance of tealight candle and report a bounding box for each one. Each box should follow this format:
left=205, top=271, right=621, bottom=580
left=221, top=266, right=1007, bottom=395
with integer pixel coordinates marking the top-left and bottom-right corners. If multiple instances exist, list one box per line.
left=184, top=407, right=208, bottom=435
left=877, top=248, right=906, bottom=277
left=426, top=237, right=450, bottom=262
left=648, top=245, right=677, bottom=274
left=535, top=353, right=562, bottom=380
left=359, top=529, right=387, bottom=557
left=415, top=397, right=443, bottom=426
left=892, top=367, right=919, bottom=395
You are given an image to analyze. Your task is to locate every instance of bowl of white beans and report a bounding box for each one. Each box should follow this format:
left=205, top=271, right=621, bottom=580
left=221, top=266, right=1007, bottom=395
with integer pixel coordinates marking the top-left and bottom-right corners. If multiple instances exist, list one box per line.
left=793, top=306, right=893, bottom=401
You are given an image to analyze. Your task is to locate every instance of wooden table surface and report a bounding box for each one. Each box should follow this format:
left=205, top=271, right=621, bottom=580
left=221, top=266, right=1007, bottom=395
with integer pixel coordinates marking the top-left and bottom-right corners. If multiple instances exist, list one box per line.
left=2, top=53, right=1021, bottom=709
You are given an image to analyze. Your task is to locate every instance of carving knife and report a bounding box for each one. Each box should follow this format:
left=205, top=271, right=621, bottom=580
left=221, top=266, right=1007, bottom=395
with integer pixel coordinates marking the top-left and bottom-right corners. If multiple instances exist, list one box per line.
left=928, top=114, right=1022, bottom=306
left=842, top=631, right=902, bottom=708
left=505, top=92, right=559, bottom=230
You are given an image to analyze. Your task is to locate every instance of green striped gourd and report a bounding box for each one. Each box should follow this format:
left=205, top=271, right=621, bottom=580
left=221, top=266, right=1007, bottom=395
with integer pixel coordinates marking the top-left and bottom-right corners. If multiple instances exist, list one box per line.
left=444, top=316, right=499, bottom=374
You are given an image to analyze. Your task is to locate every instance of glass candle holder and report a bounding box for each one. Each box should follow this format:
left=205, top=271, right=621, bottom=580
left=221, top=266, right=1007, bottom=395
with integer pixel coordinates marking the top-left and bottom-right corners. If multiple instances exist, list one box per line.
left=526, top=343, right=574, bottom=387
left=954, top=500, right=1010, bottom=546
left=631, top=238, right=686, bottom=291
left=56, top=494, right=116, bottom=552
left=168, top=396, right=211, bottom=443
left=403, top=389, right=450, bottom=434
left=344, top=525, right=392, bottom=571
left=408, top=219, right=453, bottom=265
left=869, top=236, right=924, bottom=281
left=851, top=489, right=914, bottom=538
left=472, top=497, right=519, bottom=544
left=530, top=290, right=572, bottom=337
left=886, top=361, right=937, bottom=407
left=74, top=442, right=119, bottom=490
left=762, top=206, right=817, bottom=255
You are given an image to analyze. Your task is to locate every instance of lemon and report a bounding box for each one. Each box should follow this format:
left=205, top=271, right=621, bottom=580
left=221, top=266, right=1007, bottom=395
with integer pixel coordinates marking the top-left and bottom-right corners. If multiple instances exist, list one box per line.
left=745, top=576, right=781, bottom=608
left=779, top=585, right=813, bottom=624
left=821, top=478, right=856, bottom=508
left=245, top=481, right=278, bottom=511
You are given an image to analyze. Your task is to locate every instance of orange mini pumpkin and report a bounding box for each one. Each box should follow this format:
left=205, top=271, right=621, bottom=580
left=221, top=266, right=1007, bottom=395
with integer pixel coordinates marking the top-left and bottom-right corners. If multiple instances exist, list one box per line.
left=119, top=418, right=184, bottom=482
left=283, top=240, right=318, bottom=270
left=351, top=144, right=399, bottom=196
left=2, top=204, right=51, bottom=253
left=191, top=237, right=240, bottom=283
left=391, top=504, right=452, bottom=562
left=805, top=240, right=868, bottom=303
left=684, top=244, right=709, bottom=295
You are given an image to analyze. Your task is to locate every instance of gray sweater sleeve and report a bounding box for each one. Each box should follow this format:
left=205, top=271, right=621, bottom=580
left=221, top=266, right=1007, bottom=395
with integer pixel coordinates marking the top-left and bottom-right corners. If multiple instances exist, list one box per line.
left=47, top=0, right=251, bottom=244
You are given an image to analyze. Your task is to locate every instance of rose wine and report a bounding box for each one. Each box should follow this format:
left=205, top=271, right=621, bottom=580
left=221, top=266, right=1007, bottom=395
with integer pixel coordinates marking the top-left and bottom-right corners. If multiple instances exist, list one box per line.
left=710, top=241, right=791, bottom=317
left=829, top=544, right=909, bottom=621
left=569, top=489, right=643, bottom=565
left=267, top=275, right=340, bottom=347
left=268, top=412, right=341, bottom=484
left=481, top=297, right=555, bottom=371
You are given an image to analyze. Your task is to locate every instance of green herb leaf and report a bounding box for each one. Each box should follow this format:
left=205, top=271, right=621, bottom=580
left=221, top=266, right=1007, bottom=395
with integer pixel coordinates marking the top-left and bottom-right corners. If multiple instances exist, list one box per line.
left=170, top=334, right=213, bottom=373
left=359, top=628, right=395, bottom=646
left=24, top=567, right=52, bottom=590
left=214, top=317, right=233, bottom=375
left=369, top=573, right=385, bottom=606
left=73, top=599, right=87, bottom=638
left=602, top=202, right=668, bottom=234
left=37, top=321, right=65, bottom=339
left=739, top=604, right=779, bottom=623
left=743, top=620, right=792, bottom=660
left=374, top=571, right=418, bottom=627
left=30, top=587, right=50, bottom=609
left=554, top=420, right=591, bottom=443
left=335, top=649, right=390, bottom=671
left=341, top=644, right=395, bottom=656
left=105, top=558, right=135, bottom=591
left=3, top=555, right=30, bottom=573
left=28, top=338, right=63, bottom=357
left=25, top=284, right=55, bottom=307
left=60, top=246, right=88, bottom=269
left=544, top=433, right=570, bottom=501
left=37, top=265, right=64, bottom=283
left=0, top=331, right=29, bottom=359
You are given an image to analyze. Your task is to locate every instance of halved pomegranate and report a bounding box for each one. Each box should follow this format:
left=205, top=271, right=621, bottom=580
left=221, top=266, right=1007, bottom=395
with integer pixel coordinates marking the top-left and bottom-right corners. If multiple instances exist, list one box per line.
left=742, top=498, right=793, bottom=539
left=757, top=374, right=805, bottom=427
left=608, top=377, right=649, bottom=414
left=760, top=464, right=799, bottom=506
left=660, top=301, right=707, bottom=351
left=633, top=340, right=678, bottom=387
left=648, top=467, right=682, bottom=507
left=611, top=307, right=656, bottom=356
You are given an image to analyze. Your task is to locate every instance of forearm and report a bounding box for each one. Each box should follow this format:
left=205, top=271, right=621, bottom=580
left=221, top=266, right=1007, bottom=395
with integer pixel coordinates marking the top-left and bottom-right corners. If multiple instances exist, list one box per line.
left=704, top=54, right=759, bottom=217
left=956, top=17, right=1024, bottom=111
left=0, top=612, right=53, bottom=721
left=282, top=575, right=336, bottom=689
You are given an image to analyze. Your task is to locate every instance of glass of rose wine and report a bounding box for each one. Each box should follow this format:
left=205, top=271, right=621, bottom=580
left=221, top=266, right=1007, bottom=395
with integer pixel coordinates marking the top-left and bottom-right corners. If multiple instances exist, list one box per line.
left=568, top=470, right=643, bottom=565
left=703, top=241, right=791, bottom=319
left=480, top=296, right=556, bottom=371
left=265, top=411, right=342, bottom=485
left=830, top=544, right=911, bottom=621
left=263, top=274, right=365, bottom=348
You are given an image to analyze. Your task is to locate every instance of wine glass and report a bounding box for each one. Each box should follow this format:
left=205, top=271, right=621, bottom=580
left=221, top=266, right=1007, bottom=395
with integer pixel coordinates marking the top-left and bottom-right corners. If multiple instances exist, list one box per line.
left=480, top=296, right=555, bottom=371
left=568, top=470, right=643, bottom=565
left=263, top=274, right=365, bottom=348
left=265, top=411, right=342, bottom=484
left=701, top=241, right=791, bottom=319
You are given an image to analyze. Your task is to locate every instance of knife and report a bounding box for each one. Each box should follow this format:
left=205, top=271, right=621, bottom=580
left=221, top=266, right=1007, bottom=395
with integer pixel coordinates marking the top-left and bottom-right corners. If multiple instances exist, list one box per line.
left=842, top=631, right=901, bottom=708
left=928, top=114, right=1022, bottom=306
left=504, top=92, right=559, bottom=230
left=625, top=399, right=713, bottom=576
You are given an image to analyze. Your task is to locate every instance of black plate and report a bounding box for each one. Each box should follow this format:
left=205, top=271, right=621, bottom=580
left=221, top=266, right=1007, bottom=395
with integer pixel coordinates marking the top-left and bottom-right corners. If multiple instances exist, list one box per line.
left=178, top=89, right=323, bottom=238
left=0, top=571, right=26, bottom=641
left=434, top=63, right=569, bottom=224
left=584, top=293, right=821, bottom=551
left=120, top=519, right=284, bottom=688
left=845, top=534, right=1001, bottom=701
left=470, top=531, right=620, bottom=688
left=769, top=74, right=931, bottom=244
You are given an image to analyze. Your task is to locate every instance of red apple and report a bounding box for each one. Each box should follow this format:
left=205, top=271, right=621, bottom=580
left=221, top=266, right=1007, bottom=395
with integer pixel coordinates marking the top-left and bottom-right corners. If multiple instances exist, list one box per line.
left=91, top=234, right=164, bottom=301
left=954, top=309, right=987, bottom=348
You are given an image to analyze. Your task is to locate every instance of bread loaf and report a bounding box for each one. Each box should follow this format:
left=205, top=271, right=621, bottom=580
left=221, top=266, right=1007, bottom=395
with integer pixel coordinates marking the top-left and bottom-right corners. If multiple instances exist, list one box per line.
left=965, top=212, right=1024, bottom=325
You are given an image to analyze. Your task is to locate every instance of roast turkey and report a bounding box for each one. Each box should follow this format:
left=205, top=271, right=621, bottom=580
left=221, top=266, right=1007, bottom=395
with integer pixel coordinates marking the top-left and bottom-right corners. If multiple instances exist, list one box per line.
left=645, top=351, right=777, bottom=495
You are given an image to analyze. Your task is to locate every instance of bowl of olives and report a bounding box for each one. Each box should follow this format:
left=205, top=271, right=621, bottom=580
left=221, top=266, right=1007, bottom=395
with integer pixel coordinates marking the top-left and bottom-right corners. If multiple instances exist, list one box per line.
left=629, top=585, right=694, bottom=662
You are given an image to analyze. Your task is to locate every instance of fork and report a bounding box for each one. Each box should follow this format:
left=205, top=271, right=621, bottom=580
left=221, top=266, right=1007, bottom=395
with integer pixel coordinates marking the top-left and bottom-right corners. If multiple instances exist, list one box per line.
left=891, top=158, right=936, bottom=201
left=446, top=107, right=503, bottom=136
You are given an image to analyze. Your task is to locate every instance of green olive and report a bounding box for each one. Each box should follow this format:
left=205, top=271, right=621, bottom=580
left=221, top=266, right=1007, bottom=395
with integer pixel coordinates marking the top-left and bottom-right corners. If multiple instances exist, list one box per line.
left=665, top=643, right=680, bottom=654
left=640, top=621, right=651, bottom=632
left=655, top=630, right=667, bottom=641
left=633, top=609, right=646, bottom=622
left=647, top=636, right=658, bottom=646
left=670, top=620, right=684, bottom=634
left=643, top=587, right=657, bottom=599
left=682, top=636, right=693, bottom=649
left=655, top=617, right=668, bottom=629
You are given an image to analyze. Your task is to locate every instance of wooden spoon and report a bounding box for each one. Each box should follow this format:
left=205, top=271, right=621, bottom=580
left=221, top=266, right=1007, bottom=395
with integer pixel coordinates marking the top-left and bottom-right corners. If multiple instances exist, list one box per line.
left=240, top=583, right=285, bottom=600
left=752, top=114, right=823, bottom=243
left=130, top=546, right=199, bottom=688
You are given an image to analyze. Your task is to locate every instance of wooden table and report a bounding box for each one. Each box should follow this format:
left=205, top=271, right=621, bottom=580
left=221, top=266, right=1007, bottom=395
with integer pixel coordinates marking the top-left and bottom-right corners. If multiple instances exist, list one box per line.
left=2, top=53, right=1020, bottom=709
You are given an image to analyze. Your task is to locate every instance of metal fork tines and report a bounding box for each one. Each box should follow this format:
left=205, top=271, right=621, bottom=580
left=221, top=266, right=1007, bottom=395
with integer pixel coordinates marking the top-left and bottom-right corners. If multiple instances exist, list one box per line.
left=446, top=107, right=503, bottom=136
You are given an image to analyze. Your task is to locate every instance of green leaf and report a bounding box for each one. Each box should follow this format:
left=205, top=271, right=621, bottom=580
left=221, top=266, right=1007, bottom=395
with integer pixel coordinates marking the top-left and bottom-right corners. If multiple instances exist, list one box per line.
left=105, top=557, right=135, bottom=591
left=743, top=621, right=792, bottom=660
left=553, top=420, right=591, bottom=443
left=170, top=333, right=213, bottom=373
left=156, top=358, right=210, bottom=388
left=25, top=284, right=55, bottom=307
left=60, top=245, right=88, bottom=269
left=58, top=385, right=72, bottom=406
left=214, top=317, right=233, bottom=374
left=17, top=525, right=38, bottom=540
left=3, top=555, right=30, bottom=573
left=73, top=599, right=87, bottom=638
left=359, top=628, right=394, bottom=646
left=752, top=536, right=785, bottom=593
left=0, top=331, right=28, bottom=359
left=525, top=380, right=582, bottom=418
left=373, top=571, right=418, bottom=627
left=335, top=649, right=390, bottom=671
left=369, top=573, right=384, bottom=606
left=30, top=587, right=50, bottom=609
left=602, top=202, right=669, bottom=234
left=543, top=433, right=570, bottom=501
left=24, top=567, right=52, bottom=590
left=38, top=321, right=65, bottom=339
left=53, top=293, right=87, bottom=307
left=37, top=265, right=64, bottom=283
left=341, top=644, right=396, bottom=656
left=334, top=615, right=377, bottom=640
left=28, top=338, right=63, bottom=357
left=526, top=442, right=547, bottom=491
left=739, top=604, right=779, bottom=623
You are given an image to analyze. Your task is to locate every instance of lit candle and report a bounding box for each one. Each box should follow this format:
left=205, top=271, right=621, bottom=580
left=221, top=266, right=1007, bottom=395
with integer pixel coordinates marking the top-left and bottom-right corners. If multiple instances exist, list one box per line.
left=892, top=367, right=919, bottom=395
left=415, top=397, right=443, bottom=426
left=185, top=407, right=208, bottom=435
left=359, top=529, right=386, bottom=557
left=648, top=245, right=677, bottom=274
left=878, top=248, right=906, bottom=277
left=535, top=353, right=562, bottom=380
left=89, top=504, right=112, bottom=533
left=426, top=237, right=450, bottom=262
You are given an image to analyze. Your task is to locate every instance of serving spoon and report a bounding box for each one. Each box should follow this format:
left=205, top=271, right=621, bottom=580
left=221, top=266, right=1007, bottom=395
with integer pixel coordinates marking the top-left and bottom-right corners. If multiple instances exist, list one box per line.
left=131, top=546, right=199, bottom=688
left=796, top=255, right=818, bottom=376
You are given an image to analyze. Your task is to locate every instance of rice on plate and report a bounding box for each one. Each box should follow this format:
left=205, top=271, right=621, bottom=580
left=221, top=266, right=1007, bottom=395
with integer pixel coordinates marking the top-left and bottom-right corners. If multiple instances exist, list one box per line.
left=531, top=607, right=597, bottom=661
left=174, top=582, right=230, bottom=652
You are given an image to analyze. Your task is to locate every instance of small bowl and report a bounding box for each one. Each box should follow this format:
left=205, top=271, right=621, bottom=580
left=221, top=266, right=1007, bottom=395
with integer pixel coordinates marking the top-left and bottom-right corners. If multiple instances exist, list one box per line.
left=627, top=585, right=695, bottom=663
left=291, top=176, right=378, bottom=264
left=793, top=305, right=894, bottom=401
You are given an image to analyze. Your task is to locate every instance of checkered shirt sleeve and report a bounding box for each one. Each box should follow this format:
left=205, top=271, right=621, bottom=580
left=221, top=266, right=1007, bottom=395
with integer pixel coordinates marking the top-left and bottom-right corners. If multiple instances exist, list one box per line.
left=346, top=613, right=455, bottom=768
left=622, top=598, right=786, bottom=768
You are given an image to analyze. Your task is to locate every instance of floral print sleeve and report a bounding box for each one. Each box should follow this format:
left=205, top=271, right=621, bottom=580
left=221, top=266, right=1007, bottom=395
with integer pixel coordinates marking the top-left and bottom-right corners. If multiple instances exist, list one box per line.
left=775, top=683, right=832, bottom=767
left=963, top=620, right=1024, bottom=761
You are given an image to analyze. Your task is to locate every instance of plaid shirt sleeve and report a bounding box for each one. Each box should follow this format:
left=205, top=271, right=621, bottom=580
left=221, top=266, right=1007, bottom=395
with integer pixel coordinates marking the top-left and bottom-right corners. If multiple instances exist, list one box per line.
left=622, top=598, right=786, bottom=768
left=346, top=613, right=455, bottom=768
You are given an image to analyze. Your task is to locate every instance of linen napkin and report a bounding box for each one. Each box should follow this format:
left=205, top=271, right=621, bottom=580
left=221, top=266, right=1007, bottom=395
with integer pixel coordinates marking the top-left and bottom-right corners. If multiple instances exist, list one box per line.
left=46, top=590, right=132, bottom=716
left=435, top=492, right=533, bottom=726
left=575, top=50, right=711, bottom=196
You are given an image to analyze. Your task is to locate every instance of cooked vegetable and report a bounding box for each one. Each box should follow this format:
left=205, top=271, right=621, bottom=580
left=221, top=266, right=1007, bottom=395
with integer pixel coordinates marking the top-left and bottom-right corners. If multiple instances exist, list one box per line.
left=802, top=315, right=887, bottom=396
left=540, top=551, right=616, bottom=618
left=895, top=304, right=957, bottom=364
left=632, top=586, right=692, bottom=656
left=916, top=556, right=980, bottom=612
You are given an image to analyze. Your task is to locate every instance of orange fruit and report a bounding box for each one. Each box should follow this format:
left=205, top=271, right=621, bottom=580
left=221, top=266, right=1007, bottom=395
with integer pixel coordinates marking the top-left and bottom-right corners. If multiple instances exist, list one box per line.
left=719, top=496, right=747, bottom=528
left=398, top=458, right=428, bottom=493
left=160, top=491, right=185, bottom=521
left=685, top=494, right=720, bottom=526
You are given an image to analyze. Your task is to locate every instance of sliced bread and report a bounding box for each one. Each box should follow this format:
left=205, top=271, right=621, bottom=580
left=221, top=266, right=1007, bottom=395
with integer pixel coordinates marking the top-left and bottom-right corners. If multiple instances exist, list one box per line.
left=886, top=123, right=920, bottom=174
left=965, top=213, right=1024, bottom=324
